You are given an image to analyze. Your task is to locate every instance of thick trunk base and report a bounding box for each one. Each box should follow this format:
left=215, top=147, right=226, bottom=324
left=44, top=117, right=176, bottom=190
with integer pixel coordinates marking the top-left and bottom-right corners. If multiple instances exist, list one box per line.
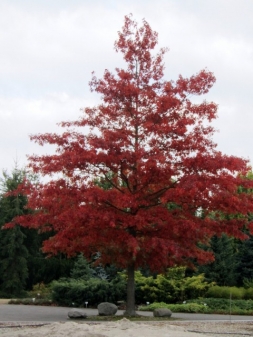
left=125, top=262, right=136, bottom=316
left=123, top=310, right=138, bottom=317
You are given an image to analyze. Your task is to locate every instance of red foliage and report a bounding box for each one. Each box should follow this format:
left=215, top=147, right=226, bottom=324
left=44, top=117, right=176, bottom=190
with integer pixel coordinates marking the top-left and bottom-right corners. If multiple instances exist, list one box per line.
left=8, top=14, right=253, bottom=273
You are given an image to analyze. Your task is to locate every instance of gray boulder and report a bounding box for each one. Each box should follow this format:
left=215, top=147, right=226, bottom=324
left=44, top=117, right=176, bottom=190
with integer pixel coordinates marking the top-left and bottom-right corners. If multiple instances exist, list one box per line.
left=97, top=302, right=118, bottom=316
left=153, top=308, right=172, bottom=317
left=68, top=308, right=87, bottom=319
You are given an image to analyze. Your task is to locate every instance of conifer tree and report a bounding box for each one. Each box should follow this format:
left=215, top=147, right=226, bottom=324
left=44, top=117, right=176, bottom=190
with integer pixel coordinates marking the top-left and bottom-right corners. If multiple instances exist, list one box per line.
left=236, top=234, right=253, bottom=286
left=0, top=169, right=28, bottom=296
left=197, top=234, right=238, bottom=286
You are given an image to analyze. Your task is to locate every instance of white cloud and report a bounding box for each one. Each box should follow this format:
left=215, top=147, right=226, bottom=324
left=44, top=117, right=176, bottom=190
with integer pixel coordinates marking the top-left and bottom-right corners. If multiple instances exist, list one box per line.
left=0, top=93, right=87, bottom=170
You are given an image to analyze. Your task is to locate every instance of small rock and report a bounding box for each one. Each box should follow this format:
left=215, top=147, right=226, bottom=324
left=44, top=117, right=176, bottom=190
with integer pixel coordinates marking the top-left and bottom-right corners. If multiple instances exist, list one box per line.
left=68, top=308, right=87, bottom=319
left=153, top=308, right=172, bottom=317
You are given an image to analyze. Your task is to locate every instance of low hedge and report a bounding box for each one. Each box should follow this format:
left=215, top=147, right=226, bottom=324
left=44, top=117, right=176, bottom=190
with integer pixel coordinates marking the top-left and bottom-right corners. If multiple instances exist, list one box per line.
left=51, top=277, right=126, bottom=307
left=192, top=298, right=253, bottom=312
left=139, top=298, right=253, bottom=315
left=139, top=302, right=210, bottom=313
left=205, top=285, right=253, bottom=300
left=9, top=298, right=54, bottom=306
left=206, top=286, right=245, bottom=299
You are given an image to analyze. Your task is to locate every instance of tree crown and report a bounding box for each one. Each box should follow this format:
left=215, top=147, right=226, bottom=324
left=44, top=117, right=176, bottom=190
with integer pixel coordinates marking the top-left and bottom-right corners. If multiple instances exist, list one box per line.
left=7, top=15, right=253, bottom=272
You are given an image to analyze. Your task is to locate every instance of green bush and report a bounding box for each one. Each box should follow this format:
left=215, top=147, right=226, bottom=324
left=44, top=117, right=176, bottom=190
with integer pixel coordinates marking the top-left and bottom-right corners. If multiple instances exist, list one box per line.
left=133, top=268, right=213, bottom=304
left=168, top=303, right=210, bottom=313
left=192, top=298, right=228, bottom=310
left=51, top=276, right=126, bottom=307
left=139, top=301, right=168, bottom=311
left=28, top=283, right=52, bottom=299
left=206, top=286, right=245, bottom=299
left=183, top=274, right=212, bottom=300
left=242, top=287, right=253, bottom=300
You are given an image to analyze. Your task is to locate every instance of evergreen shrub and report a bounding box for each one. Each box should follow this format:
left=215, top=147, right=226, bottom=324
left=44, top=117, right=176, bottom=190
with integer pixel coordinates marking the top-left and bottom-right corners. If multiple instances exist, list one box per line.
left=28, top=283, right=52, bottom=299
left=51, top=277, right=126, bottom=307
left=134, top=268, right=212, bottom=303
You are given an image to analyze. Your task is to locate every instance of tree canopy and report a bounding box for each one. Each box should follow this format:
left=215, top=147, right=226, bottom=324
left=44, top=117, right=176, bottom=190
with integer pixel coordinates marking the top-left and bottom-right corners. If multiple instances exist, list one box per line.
left=7, top=15, right=253, bottom=315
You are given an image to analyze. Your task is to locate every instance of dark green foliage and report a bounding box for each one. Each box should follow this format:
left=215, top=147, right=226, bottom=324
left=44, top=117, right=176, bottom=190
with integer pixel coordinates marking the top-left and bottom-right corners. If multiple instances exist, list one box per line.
left=51, top=276, right=126, bottom=307
left=0, top=168, right=75, bottom=295
left=197, top=234, right=238, bottom=286
left=28, top=254, right=74, bottom=287
left=0, top=169, right=29, bottom=296
left=191, top=298, right=253, bottom=314
left=0, top=226, right=28, bottom=296
left=101, top=264, right=121, bottom=281
left=236, top=235, right=253, bottom=286
left=25, top=227, right=75, bottom=288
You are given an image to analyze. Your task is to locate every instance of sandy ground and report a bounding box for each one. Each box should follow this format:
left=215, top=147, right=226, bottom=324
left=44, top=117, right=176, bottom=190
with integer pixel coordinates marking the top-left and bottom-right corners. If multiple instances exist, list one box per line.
left=0, top=319, right=206, bottom=337
left=1, top=319, right=253, bottom=337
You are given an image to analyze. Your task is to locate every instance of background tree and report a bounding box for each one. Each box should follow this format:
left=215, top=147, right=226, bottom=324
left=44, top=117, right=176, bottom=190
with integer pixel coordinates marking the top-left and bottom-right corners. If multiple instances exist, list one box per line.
left=197, top=234, right=238, bottom=286
left=0, top=169, right=74, bottom=295
left=7, top=15, right=253, bottom=315
left=232, top=172, right=253, bottom=287
left=70, top=254, right=94, bottom=280
left=236, top=233, right=253, bottom=286
left=0, top=168, right=29, bottom=296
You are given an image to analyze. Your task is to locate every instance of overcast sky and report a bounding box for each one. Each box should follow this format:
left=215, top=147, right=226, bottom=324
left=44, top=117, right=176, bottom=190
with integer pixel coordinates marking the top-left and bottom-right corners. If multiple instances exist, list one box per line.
left=1, top=0, right=253, bottom=175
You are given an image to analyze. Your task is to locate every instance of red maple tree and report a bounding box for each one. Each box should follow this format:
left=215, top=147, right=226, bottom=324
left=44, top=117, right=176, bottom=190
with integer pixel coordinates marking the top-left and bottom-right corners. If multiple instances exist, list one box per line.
left=9, top=15, right=253, bottom=315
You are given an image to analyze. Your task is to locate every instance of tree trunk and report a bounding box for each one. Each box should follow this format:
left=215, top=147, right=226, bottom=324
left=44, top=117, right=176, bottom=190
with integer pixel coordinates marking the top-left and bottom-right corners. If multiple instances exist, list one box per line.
left=124, top=262, right=137, bottom=316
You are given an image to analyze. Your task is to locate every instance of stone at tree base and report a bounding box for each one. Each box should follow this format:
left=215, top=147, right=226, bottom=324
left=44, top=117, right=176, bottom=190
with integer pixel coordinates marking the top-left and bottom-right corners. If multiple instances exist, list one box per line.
left=153, top=308, right=172, bottom=317
left=68, top=308, right=87, bottom=319
left=97, top=302, right=118, bottom=316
